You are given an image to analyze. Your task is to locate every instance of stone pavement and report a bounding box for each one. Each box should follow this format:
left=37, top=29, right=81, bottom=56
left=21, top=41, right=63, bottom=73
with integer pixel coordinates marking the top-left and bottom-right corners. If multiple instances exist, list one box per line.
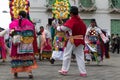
left=0, top=52, right=120, bottom=80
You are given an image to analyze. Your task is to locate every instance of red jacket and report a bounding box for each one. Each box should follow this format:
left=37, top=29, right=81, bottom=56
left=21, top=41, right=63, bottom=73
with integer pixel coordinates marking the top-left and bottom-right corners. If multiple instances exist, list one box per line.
left=64, top=15, right=86, bottom=47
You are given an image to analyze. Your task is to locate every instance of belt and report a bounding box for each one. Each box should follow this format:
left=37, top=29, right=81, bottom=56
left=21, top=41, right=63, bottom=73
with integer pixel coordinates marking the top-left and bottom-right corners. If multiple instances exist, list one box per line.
left=69, top=35, right=83, bottom=44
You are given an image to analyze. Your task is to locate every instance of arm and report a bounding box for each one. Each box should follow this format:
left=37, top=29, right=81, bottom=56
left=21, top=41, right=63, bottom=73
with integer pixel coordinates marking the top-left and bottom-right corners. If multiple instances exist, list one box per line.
left=85, top=27, right=91, bottom=44
left=33, top=28, right=39, bottom=55
left=57, top=25, right=70, bottom=32
left=0, top=30, right=7, bottom=37
left=97, top=28, right=109, bottom=43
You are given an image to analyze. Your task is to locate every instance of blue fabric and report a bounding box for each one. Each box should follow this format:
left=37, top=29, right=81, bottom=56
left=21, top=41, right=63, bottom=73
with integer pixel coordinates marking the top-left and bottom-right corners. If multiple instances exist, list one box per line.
left=88, top=36, right=98, bottom=43
left=11, top=60, right=34, bottom=68
left=22, top=30, right=34, bottom=37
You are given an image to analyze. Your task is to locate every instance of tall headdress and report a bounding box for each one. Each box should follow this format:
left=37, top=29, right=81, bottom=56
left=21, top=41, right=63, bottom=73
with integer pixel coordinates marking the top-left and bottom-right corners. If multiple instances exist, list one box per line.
left=52, top=0, right=71, bottom=19
left=9, top=0, right=30, bottom=20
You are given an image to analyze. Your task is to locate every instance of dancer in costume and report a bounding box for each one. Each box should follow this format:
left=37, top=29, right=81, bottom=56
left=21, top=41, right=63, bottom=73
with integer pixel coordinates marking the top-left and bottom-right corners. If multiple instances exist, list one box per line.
left=9, top=11, right=38, bottom=79
left=50, top=19, right=66, bottom=64
left=57, top=6, right=87, bottom=77
left=84, top=19, right=109, bottom=64
left=39, top=26, right=52, bottom=60
left=0, top=28, right=8, bottom=62
left=50, top=0, right=70, bottom=64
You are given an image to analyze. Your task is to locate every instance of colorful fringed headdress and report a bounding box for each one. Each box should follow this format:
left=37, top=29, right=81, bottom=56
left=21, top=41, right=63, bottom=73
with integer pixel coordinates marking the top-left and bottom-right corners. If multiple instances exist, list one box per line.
left=52, top=0, right=70, bottom=19
left=9, top=0, right=30, bottom=20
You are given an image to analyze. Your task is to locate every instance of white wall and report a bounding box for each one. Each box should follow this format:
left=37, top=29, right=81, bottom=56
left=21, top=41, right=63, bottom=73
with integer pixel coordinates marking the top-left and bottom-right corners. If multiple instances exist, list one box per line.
left=96, top=0, right=109, bottom=10
left=29, top=0, right=120, bottom=35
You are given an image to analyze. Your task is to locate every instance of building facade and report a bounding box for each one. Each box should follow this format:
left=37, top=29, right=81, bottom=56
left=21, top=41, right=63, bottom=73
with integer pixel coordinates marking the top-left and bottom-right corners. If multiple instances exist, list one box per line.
left=29, top=0, right=120, bottom=35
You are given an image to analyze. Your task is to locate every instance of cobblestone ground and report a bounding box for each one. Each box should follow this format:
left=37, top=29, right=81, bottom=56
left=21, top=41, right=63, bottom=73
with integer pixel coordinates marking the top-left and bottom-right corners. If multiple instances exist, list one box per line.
left=0, top=52, right=120, bottom=80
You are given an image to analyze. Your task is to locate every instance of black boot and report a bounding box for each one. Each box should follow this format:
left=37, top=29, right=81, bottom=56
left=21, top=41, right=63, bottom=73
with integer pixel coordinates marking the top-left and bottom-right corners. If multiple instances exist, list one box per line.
left=50, top=58, right=55, bottom=64
left=14, top=73, right=18, bottom=78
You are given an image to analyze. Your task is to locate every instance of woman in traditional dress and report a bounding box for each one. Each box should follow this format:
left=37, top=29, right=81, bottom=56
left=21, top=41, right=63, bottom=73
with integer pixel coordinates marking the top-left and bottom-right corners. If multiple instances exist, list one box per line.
left=9, top=11, right=38, bottom=79
left=84, top=19, right=108, bottom=64
left=0, top=28, right=7, bottom=62
left=39, top=26, right=52, bottom=60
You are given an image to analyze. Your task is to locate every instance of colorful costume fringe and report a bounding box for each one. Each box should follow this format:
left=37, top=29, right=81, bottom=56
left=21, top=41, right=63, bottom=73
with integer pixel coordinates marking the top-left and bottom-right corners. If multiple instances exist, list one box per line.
left=51, top=31, right=66, bottom=60
left=9, top=19, right=38, bottom=73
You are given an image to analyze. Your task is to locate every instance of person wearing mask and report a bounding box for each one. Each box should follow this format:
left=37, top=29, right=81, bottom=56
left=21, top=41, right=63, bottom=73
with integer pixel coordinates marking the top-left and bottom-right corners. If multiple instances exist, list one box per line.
left=9, top=11, right=38, bottom=79
left=84, top=19, right=109, bottom=64
left=50, top=19, right=66, bottom=64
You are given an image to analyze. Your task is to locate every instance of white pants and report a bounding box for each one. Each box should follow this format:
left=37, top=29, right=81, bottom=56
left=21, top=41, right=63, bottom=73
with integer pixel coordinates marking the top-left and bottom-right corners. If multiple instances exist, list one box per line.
left=61, top=41, right=87, bottom=74
left=85, top=53, right=92, bottom=60
left=52, top=51, right=63, bottom=60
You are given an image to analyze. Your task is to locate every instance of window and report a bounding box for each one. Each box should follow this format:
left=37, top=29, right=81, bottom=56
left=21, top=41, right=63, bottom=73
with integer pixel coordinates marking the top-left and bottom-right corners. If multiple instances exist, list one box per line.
left=111, top=0, right=120, bottom=8
left=83, top=19, right=91, bottom=27
left=80, top=0, right=93, bottom=8
left=109, top=0, right=120, bottom=13
left=111, top=20, right=120, bottom=34
left=79, top=0, right=96, bottom=12
left=46, top=0, right=55, bottom=11
left=49, top=0, right=55, bottom=5
left=46, top=0, right=55, bottom=6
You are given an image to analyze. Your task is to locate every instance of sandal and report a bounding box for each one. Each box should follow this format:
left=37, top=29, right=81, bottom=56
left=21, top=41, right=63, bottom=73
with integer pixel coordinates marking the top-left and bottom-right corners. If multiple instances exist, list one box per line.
left=58, top=70, right=68, bottom=75
left=80, top=73, right=87, bottom=77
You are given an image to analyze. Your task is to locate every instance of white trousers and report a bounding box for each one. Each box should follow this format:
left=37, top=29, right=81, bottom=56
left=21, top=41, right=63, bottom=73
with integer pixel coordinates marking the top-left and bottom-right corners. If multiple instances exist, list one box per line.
left=52, top=51, right=63, bottom=60
left=62, top=41, right=87, bottom=74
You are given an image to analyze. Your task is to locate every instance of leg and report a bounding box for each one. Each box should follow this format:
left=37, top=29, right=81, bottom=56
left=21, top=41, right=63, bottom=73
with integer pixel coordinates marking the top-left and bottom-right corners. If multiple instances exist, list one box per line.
left=28, top=71, right=33, bottom=79
left=85, top=53, right=91, bottom=64
left=39, top=53, right=42, bottom=61
left=50, top=51, right=57, bottom=64
left=93, top=52, right=99, bottom=65
left=117, top=45, right=119, bottom=54
left=112, top=44, right=117, bottom=53
left=59, top=41, right=74, bottom=74
left=73, top=45, right=87, bottom=75
left=14, top=72, right=18, bottom=78
left=50, top=58, right=55, bottom=64
left=62, top=41, right=74, bottom=71
left=2, top=58, right=6, bottom=62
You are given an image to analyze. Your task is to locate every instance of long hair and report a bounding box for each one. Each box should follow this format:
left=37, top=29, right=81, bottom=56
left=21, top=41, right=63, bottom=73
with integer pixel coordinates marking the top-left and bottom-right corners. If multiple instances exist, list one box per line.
left=18, top=11, right=27, bottom=27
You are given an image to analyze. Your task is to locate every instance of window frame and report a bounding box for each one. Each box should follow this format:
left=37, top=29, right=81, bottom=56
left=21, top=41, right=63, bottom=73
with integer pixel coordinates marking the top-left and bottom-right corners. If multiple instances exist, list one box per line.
left=111, top=19, right=120, bottom=34
left=109, top=0, right=120, bottom=13
left=46, top=0, right=55, bottom=7
left=79, top=0, right=96, bottom=12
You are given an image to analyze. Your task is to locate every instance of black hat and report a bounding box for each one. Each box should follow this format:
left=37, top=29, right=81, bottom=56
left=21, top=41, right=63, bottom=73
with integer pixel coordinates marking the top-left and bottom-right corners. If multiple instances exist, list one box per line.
left=70, top=6, right=78, bottom=15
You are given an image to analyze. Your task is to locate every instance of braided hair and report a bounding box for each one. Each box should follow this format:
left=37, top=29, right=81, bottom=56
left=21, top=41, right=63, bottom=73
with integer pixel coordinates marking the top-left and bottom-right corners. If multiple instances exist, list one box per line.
left=18, top=10, right=27, bottom=27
